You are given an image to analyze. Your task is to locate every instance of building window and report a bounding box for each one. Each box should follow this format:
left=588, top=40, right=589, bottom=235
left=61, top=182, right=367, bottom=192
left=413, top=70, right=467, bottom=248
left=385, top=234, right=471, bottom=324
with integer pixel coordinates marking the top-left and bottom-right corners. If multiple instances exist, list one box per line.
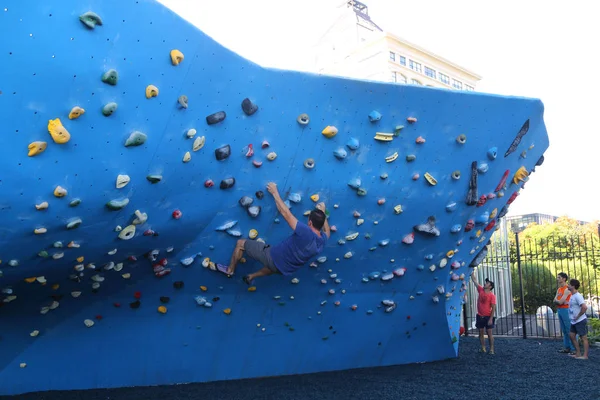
left=465, top=85, right=474, bottom=91
left=424, top=66, right=436, bottom=79
left=411, top=79, right=422, bottom=85
left=389, top=51, right=395, bottom=61
left=409, top=60, right=421, bottom=73
left=439, top=73, right=450, bottom=85
left=399, top=56, right=406, bottom=66
left=397, top=74, right=407, bottom=84
left=452, top=79, right=463, bottom=90
left=390, top=71, right=397, bottom=83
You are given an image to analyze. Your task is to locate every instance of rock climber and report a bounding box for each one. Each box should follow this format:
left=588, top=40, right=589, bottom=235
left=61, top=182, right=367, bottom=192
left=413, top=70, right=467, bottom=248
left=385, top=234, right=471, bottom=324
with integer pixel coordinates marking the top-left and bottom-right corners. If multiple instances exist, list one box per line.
left=220, top=182, right=330, bottom=285
left=471, top=269, right=497, bottom=355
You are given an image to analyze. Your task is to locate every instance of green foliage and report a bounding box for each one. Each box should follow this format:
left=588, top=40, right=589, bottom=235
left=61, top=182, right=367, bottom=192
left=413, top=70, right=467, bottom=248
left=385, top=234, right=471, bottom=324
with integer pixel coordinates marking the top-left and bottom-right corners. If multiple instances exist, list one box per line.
left=589, top=318, right=600, bottom=343
left=511, top=262, right=556, bottom=314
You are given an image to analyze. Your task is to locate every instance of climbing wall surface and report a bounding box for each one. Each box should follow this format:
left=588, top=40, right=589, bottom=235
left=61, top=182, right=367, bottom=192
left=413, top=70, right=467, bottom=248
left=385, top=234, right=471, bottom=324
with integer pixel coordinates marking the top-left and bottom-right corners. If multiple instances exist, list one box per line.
left=0, top=0, right=549, bottom=396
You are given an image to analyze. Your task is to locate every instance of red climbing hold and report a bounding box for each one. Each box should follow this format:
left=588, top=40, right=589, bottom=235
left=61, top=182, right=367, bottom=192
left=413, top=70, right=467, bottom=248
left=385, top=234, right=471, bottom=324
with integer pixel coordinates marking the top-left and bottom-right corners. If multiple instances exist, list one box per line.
left=476, top=195, right=487, bottom=207
left=172, top=209, right=182, bottom=219
left=128, top=256, right=137, bottom=262
left=158, top=258, right=168, bottom=267
left=407, top=315, right=411, bottom=320
left=134, top=291, right=142, bottom=299
left=95, top=315, right=103, bottom=320
left=464, top=219, right=475, bottom=232
left=495, top=170, right=510, bottom=192
left=144, top=229, right=155, bottom=236
left=507, top=191, right=519, bottom=205
left=204, top=179, right=214, bottom=188
left=245, top=144, right=254, bottom=157
left=484, top=220, right=496, bottom=231
left=113, top=302, right=121, bottom=308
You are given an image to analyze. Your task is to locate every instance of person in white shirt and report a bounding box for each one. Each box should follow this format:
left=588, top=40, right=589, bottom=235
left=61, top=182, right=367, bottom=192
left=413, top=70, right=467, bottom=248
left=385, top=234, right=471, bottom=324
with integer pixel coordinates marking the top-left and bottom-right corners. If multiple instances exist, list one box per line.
left=567, top=279, right=589, bottom=360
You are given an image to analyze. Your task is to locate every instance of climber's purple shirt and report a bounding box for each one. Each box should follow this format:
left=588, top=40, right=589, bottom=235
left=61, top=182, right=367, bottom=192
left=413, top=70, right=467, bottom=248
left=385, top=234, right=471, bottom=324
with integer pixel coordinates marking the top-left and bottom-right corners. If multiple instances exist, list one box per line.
left=270, top=222, right=328, bottom=275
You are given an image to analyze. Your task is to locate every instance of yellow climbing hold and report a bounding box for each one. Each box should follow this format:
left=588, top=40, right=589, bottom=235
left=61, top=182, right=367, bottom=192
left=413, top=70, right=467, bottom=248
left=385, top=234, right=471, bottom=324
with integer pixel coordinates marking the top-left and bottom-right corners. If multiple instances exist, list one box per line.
left=54, top=186, right=67, bottom=197
left=34, top=227, right=47, bottom=235
left=145, top=85, right=159, bottom=99
left=25, top=277, right=37, bottom=283
left=424, top=172, right=438, bottom=186
left=200, top=286, right=207, bottom=292
left=394, top=204, right=403, bottom=214
left=193, top=136, right=205, bottom=152
left=183, top=151, right=191, bottom=163
left=490, top=208, right=498, bottom=219
left=35, top=201, right=49, bottom=210
left=122, top=273, right=131, bottom=279
left=374, top=132, right=394, bottom=142
left=249, top=229, right=258, bottom=239
left=248, top=286, right=257, bottom=292
left=170, top=49, right=184, bottom=65
left=240, top=258, right=246, bottom=264
left=223, top=308, right=232, bottom=315
left=28, top=141, right=47, bottom=157
left=513, top=166, right=529, bottom=184
left=77, top=256, right=84, bottom=263
left=52, top=284, right=59, bottom=290
left=47, top=118, right=71, bottom=144
left=310, top=194, right=319, bottom=202
left=158, top=306, right=167, bottom=314
left=446, top=250, right=455, bottom=258
left=385, top=152, right=398, bottom=163
left=68, top=106, right=85, bottom=120
left=321, top=125, right=338, bottom=138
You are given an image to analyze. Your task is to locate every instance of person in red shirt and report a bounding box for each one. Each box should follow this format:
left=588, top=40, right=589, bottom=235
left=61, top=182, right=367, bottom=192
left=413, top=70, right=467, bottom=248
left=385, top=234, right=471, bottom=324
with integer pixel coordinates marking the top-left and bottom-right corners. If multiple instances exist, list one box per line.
left=471, top=269, right=497, bottom=354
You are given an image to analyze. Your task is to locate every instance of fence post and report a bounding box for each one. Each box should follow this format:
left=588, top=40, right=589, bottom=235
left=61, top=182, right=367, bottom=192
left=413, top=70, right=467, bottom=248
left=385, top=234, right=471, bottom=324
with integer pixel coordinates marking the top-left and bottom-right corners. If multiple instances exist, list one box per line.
left=515, top=232, right=527, bottom=339
left=462, top=303, right=468, bottom=337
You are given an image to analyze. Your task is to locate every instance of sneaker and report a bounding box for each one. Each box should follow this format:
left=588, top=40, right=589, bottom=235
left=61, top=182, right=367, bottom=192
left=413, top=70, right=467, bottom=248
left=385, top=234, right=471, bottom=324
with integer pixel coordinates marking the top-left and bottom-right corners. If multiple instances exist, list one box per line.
left=479, top=348, right=487, bottom=353
left=558, top=349, right=571, bottom=353
left=489, top=350, right=495, bottom=355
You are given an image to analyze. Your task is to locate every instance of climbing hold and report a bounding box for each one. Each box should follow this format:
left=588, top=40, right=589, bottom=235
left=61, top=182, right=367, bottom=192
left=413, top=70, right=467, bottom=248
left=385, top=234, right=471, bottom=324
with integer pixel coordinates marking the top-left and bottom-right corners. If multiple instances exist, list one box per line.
left=344, top=251, right=353, bottom=259
left=380, top=173, right=388, bottom=180
left=249, top=229, right=258, bottom=239
left=34, top=227, right=47, bottom=235
left=310, top=194, right=319, bottom=202
left=106, top=198, right=129, bottom=210
left=407, top=117, right=417, bottom=123
left=402, top=233, right=414, bottom=244
left=357, top=218, right=364, bottom=226
left=145, top=85, right=159, bottom=99
left=488, top=147, right=498, bottom=160
left=158, top=306, right=167, bottom=314
left=68, top=106, right=85, bottom=120
left=252, top=160, right=263, bottom=168
left=124, top=131, right=147, bottom=147
left=146, top=175, right=162, bottom=183
left=244, top=144, right=254, bottom=157
left=215, top=144, right=231, bottom=161
left=220, top=178, right=235, bottom=190
left=239, top=196, right=254, bottom=208
left=466, top=161, right=478, bottom=206
left=101, top=69, right=118, bottom=85
left=27, top=141, right=47, bottom=157
left=101, top=102, right=118, bottom=116
left=334, top=148, right=347, bottom=160
left=79, top=11, right=103, bottom=28
left=255, top=191, right=264, bottom=199
left=47, top=118, right=71, bottom=144
left=247, top=206, right=261, bottom=218
left=84, top=319, right=94, bottom=328
left=477, top=163, right=489, bottom=174
left=415, top=136, right=426, bottom=144
left=505, top=119, right=529, bottom=157
left=54, top=186, right=67, bottom=197
left=172, top=209, right=182, bottom=220
left=346, top=138, right=360, bottom=151
left=476, top=212, right=489, bottom=225
left=368, top=110, right=382, bottom=122
left=347, top=178, right=361, bottom=190
left=223, top=308, right=232, bottom=315
left=385, top=152, right=398, bottom=163
left=451, top=224, right=462, bottom=233
left=476, top=195, right=487, bottom=207
left=206, top=111, right=226, bottom=125
left=446, top=201, right=457, bottom=212
left=456, top=134, right=467, bottom=144
left=484, top=220, right=496, bottom=231
left=66, top=218, right=82, bottom=230
left=490, top=208, right=498, bottom=219
left=377, top=198, right=385, bottom=205
left=394, top=125, right=404, bottom=136
left=374, top=132, right=394, bottom=142
left=69, top=198, right=81, bottom=207
left=261, top=140, right=270, bottom=149
left=412, top=173, right=420, bottom=180
left=393, top=268, right=407, bottom=277
left=116, top=174, right=130, bottom=189
left=297, top=113, right=310, bottom=125
left=132, top=210, right=148, bottom=225
left=513, top=166, right=529, bottom=184
left=378, top=239, right=390, bottom=247
left=183, top=151, right=191, bottom=163
left=414, top=216, right=440, bottom=236
left=322, top=126, right=338, bottom=138
left=35, top=201, right=48, bottom=210
left=241, top=98, right=258, bottom=116
left=424, top=172, right=437, bottom=186
left=406, top=154, right=416, bottom=162
left=168, top=48, right=185, bottom=65
left=464, top=220, right=475, bottom=232
left=178, top=95, right=188, bottom=109
left=451, top=170, right=461, bottom=180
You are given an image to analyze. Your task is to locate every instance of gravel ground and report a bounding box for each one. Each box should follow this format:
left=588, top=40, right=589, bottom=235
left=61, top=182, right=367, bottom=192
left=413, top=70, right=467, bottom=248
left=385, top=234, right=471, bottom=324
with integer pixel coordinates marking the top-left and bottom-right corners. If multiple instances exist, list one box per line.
left=5, top=337, right=599, bottom=400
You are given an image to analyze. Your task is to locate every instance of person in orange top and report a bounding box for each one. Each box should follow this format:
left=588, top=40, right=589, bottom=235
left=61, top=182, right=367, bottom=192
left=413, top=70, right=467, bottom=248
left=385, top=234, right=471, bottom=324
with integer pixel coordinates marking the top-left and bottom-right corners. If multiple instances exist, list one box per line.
left=554, top=272, right=575, bottom=354
left=471, top=269, right=497, bottom=354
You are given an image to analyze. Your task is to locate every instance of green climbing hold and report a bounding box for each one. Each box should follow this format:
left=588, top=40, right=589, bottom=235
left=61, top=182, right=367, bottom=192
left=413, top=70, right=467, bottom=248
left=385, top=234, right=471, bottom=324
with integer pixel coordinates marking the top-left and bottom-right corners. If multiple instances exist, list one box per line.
left=125, top=131, right=147, bottom=147
left=146, top=175, right=162, bottom=183
left=101, top=69, right=118, bottom=85
left=79, top=11, right=103, bottom=29
left=38, top=250, right=49, bottom=258
left=66, top=218, right=82, bottom=230
left=69, top=198, right=81, bottom=207
left=394, top=125, right=404, bottom=136
left=357, top=188, right=367, bottom=196
left=102, top=102, right=118, bottom=116
left=106, top=198, right=130, bottom=211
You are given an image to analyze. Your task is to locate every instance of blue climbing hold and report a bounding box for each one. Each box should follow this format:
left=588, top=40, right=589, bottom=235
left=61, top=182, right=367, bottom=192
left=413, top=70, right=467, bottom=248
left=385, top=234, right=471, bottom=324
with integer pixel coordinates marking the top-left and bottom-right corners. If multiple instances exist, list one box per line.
left=368, top=271, right=381, bottom=280
left=347, top=178, right=361, bottom=190
left=215, top=221, right=237, bottom=231
left=425, top=254, right=434, bottom=260
left=346, top=137, right=360, bottom=150
left=333, top=148, right=347, bottom=160
left=446, top=202, right=457, bottom=212
left=378, top=239, right=390, bottom=247
left=417, top=265, right=425, bottom=271
left=487, top=147, right=498, bottom=160
left=476, top=212, right=490, bottom=225
left=368, top=110, right=382, bottom=122
left=451, top=224, right=462, bottom=233
left=477, top=163, right=489, bottom=174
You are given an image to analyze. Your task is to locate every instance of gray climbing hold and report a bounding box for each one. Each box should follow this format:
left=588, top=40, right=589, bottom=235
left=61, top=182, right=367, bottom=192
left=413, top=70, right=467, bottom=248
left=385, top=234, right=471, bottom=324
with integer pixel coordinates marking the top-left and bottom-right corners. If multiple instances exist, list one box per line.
left=303, top=158, right=315, bottom=169
left=69, top=198, right=81, bottom=207
left=125, top=131, right=147, bottom=147
left=413, top=216, right=440, bottom=237
left=106, top=198, right=129, bottom=211
left=505, top=119, right=529, bottom=157
left=215, top=145, right=231, bottom=161
left=380, top=173, right=388, bottom=180
left=406, top=154, right=416, bottom=162
left=178, top=95, right=188, bottom=109
left=239, top=196, right=253, bottom=208
left=102, top=102, right=118, bottom=116
left=79, top=11, right=103, bottom=29
left=66, top=218, right=82, bottom=230
left=101, top=69, right=118, bottom=85
left=288, top=193, right=302, bottom=203
left=297, top=113, right=310, bottom=125
left=241, top=98, right=258, bottom=116
left=477, top=163, right=489, bottom=174
left=206, top=111, right=226, bottom=125
left=146, top=175, right=162, bottom=183
left=220, top=178, right=235, bottom=189
left=466, top=161, right=478, bottom=206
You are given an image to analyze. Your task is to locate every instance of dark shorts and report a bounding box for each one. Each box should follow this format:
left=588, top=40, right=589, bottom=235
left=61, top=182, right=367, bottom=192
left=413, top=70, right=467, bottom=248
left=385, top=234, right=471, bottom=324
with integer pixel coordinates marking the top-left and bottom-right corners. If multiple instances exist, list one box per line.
left=476, top=314, right=496, bottom=329
left=243, top=240, right=281, bottom=274
left=570, top=319, right=588, bottom=337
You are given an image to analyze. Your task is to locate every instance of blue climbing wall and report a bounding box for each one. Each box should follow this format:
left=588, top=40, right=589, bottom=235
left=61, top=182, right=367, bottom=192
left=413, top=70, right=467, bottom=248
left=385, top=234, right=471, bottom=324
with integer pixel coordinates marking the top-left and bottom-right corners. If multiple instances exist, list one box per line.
left=0, top=0, right=549, bottom=395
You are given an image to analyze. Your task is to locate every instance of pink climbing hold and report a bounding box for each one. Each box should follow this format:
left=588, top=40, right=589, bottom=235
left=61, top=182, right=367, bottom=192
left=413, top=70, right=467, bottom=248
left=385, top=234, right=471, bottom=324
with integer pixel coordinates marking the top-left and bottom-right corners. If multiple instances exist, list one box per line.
left=393, top=267, right=407, bottom=277
left=204, top=179, right=214, bottom=188
left=245, top=144, right=254, bottom=157
left=172, top=210, right=182, bottom=219
left=377, top=198, right=385, bottom=205
left=415, top=136, right=426, bottom=144
left=128, top=256, right=137, bottom=262
left=252, top=160, right=262, bottom=168
left=407, top=117, right=417, bottom=124
left=402, top=233, right=414, bottom=245
left=487, top=193, right=496, bottom=199
left=412, top=173, right=420, bottom=180
left=144, top=229, right=155, bottom=236
left=330, top=225, right=337, bottom=232
left=261, top=140, right=269, bottom=149
left=476, top=195, right=487, bottom=207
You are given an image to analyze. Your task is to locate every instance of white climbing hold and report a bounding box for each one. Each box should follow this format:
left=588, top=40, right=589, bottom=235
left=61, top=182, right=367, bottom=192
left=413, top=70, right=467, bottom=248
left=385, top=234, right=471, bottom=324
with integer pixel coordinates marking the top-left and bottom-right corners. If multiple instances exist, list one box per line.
left=91, top=274, right=104, bottom=282
left=183, top=151, right=191, bottom=162
left=321, top=279, right=327, bottom=284
left=108, top=249, right=117, bottom=255
left=344, top=252, right=353, bottom=259
left=317, top=256, right=327, bottom=263
left=345, top=232, right=359, bottom=241
left=180, top=257, right=195, bottom=266
left=429, top=265, right=436, bottom=272
left=186, top=128, right=197, bottom=138
left=166, top=247, right=174, bottom=253
left=357, top=219, right=364, bottom=226
left=193, top=136, right=205, bottom=151
left=114, top=263, right=123, bottom=272
left=30, top=330, right=40, bottom=337
left=122, top=273, right=131, bottom=279
left=4, top=295, right=17, bottom=303
left=115, top=225, right=122, bottom=232
left=132, top=210, right=148, bottom=225
left=92, top=282, right=100, bottom=290
left=36, top=276, right=47, bottom=284
left=202, top=258, right=210, bottom=268
left=118, top=224, right=136, bottom=240
left=116, top=174, right=130, bottom=189
left=440, top=258, right=448, bottom=268
left=20, top=363, right=27, bottom=368
left=291, top=278, right=300, bottom=284
left=74, top=264, right=84, bottom=272
left=71, top=291, right=82, bottom=298
left=49, top=301, right=59, bottom=310
left=52, top=252, right=64, bottom=260
left=267, top=152, right=277, bottom=161
left=84, top=319, right=94, bottom=328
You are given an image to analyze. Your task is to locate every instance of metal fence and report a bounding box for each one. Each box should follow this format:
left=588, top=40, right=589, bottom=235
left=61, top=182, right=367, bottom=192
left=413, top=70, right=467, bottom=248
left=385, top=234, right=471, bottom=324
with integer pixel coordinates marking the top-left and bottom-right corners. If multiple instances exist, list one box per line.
left=464, top=232, right=600, bottom=338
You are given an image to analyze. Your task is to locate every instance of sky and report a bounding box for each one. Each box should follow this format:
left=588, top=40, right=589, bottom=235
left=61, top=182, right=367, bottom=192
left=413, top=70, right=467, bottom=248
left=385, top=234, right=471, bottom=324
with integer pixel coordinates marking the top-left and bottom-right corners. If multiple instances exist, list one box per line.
left=161, top=0, right=599, bottom=222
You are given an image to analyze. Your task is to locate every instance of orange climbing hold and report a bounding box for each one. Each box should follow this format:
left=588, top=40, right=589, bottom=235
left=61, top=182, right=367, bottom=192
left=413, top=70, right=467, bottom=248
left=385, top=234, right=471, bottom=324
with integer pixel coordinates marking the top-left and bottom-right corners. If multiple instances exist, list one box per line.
left=25, top=277, right=37, bottom=283
left=200, top=286, right=207, bottom=292
left=158, top=306, right=167, bottom=314
left=77, top=256, right=84, bottom=262
left=223, top=308, right=232, bottom=315
left=248, top=286, right=257, bottom=292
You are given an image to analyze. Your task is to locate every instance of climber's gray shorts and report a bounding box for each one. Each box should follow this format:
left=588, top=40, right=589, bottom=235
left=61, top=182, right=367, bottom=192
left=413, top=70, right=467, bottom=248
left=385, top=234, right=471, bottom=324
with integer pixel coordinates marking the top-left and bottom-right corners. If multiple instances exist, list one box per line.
left=243, top=240, right=280, bottom=274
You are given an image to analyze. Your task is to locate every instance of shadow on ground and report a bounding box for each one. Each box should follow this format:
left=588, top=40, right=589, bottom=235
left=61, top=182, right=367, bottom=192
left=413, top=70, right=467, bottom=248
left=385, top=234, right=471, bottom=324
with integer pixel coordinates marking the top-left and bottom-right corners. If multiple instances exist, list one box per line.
left=4, top=337, right=599, bottom=400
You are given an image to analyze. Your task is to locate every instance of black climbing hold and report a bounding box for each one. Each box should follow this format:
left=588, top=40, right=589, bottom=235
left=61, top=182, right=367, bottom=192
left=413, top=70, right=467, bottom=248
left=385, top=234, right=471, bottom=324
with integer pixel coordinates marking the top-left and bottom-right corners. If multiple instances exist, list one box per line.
left=470, top=245, right=489, bottom=267
left=241, top=98, right=258, bottom=116
left=413, top=216, right=440, bottom=237
left=130, top=300, right=141, bottom=309
left=173, top=281, right=184, bottom=289
left=160, top=296, right=170, bottom=303
left=255, top=191, right=264, bottom=199
left=206, top=111, right=226, bottom=125
left=215, top=145, right=231, bottom=161
left=212, top=297, right=220, bottom=302
left=239, top=196, right=253, bottom=208
left=220, top=178, right=235, bottom=190
left=505, top=119, right=529, bottom=157
left=247, top=205, right=261, bottom=218
left=51, top=295, right=63, bottom=301
left=465, top=161, right=478, bottom=206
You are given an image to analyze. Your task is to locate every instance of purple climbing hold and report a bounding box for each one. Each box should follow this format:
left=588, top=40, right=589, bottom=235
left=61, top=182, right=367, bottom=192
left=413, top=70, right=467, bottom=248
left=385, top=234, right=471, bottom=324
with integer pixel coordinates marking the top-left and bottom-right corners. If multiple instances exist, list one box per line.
left=206, top=111, right=226, bottom=125
left=241, top=98, right=258, bottom=116
left=220, top=178, right=235, bottom=190
left=215, top=145, right=231, bottom=161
